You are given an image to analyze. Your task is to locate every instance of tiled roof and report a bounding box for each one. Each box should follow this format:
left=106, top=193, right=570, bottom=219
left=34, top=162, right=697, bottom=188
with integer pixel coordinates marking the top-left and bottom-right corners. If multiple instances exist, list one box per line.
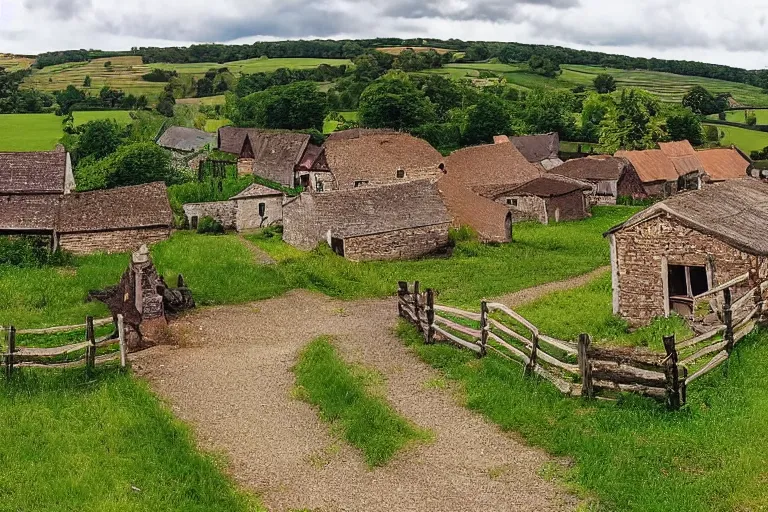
left=230, top=183, right=284, bottom=200
left=552, top=156, right=628, bottom=181
left=57, top=182, right=172, bottom=233
left=697, top=148, right=751, bottom=181
left=437, top=173, right=512, bottom=243
left=607, top=178, right=768, bottom=255
left=244, top=132, right=311, bottom=186
left=325, top=128, right=397, bottom=141
left=0, top=194, right=60, bottom=231
left=218, top=126, right=263, bottom=154
left=659, top=140, right=697, bottom=158
left=615, top=149, right=680, bottom=183
left=510, top=133, right=560, bottom=163
left=445, top=142, right=541, bottom=195
left=501, top=175, right=591, bottom=198
left=157, top=126, right=216, bottom=152
left=0, top=150, right=68, bottom=194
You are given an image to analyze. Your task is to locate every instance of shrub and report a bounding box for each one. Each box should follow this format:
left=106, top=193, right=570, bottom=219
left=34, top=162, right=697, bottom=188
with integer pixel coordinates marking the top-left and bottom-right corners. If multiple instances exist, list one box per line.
left=0, top=236, right=73, bottom=267
left=196, top=216, right=225, bottom=235
left=704, top=124, right=720, bottom=142
left=746, top=112, right=758, bottom=126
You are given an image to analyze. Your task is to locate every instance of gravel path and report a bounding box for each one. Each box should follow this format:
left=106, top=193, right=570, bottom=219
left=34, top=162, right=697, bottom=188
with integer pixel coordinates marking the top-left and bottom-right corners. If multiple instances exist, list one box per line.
left=132, top=290, right=577, bottom=512
left=493, top=266, right=611, bottom=308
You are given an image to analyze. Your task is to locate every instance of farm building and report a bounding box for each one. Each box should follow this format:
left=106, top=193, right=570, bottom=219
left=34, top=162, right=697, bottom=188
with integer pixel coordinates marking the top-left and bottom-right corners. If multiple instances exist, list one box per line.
left=182, top=182, right=285, bottom=232
left=490, top=175, right=592, bottom=224
left=57, top=182, right=173, bottom=255
left=157, top=127, right=215, bottom=153
left=696, top=147, right=752, bottom=182
left=444, top=139, right=541, bottom=198
left=322, top=130, right=444, bottom=190
left=551, top=155, right=646, bottom=205
left=436, top=173, right=513, bottom=243
left=606, top=178, right=768, bottom=326
left=615, top=148, right=697, bottom=197
left=508, top=133, right=564, bottom=171
left=282, top=180, right=451, bottom=261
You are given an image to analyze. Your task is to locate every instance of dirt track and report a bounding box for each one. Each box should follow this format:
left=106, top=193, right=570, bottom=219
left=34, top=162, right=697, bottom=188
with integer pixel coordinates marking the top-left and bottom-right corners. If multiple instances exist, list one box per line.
left=132, top=290, right=578, bottom=512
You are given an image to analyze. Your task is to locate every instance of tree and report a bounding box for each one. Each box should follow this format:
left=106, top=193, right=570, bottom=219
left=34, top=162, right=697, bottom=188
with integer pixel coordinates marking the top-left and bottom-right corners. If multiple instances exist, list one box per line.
left=462, top=94, right=512, bottom=145
left=581, top=93, right=614, bottom=142
left=682, top=85, right=728, bottom=115
left=231, top=81, right=327, bottom=131
left=105, top=143, right=176, bottom=188
left=593, top=74, right=616, bottom=94
left=665, top=107, right=703, bottom=145
left=83, top=75, right=92, bottom=87
left=703, top=124, right=720, bottom=142
left=528, top=55, right=560, bottom=78
left=419, top=75, right=463, bottom=120
left=54, top=85, right=87, bottom=115
left=76, top=119, right=125, bottom=162
left=465, top=44, right=490, bottom=62
left=358, top=74, right=436, bottom=130
left=519, top=88, right=577, bottom=138
left=156, top=85, right=176, bottom=117
left=600, top=89, right=664, bottom=153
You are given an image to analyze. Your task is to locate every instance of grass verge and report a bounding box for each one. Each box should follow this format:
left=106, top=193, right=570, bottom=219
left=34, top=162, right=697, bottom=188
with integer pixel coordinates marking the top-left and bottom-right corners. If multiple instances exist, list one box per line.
left=0, top=366, right=262, bottom=511
left=293, top=336, right=430, bottom=466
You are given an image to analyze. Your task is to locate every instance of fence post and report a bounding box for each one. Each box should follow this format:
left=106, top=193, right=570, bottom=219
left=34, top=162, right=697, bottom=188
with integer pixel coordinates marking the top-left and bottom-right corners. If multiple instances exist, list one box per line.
left=479, top=300, right=489, bottom=357
left=425, top=289, right=435, bottom=345
left=397, top=281, right=408, bottom=319
left=723, top=288, right=734, bottom=354
left=578, top=334, right=593, bottom=399
left=413, top=281, right=421, bottom=332
left=118, top=314, right=127, bottom=369
left=525, top=333, right=539, bottom=376
left=5, top=326, right=16, bottom=379
left=663, top=334, right=681, bottom=410
left=86, top=316, right=95, bottom=376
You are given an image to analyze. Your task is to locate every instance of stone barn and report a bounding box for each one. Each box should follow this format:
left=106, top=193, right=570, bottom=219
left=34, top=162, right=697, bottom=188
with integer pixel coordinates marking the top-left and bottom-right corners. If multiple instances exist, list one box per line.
left=491, top=175, right=592, bottom=224
left=282, top=180, right=451, bottom=261
left=606, top=179, right=768, bottom=326
left=616, top=148, right=700, bottom=197
left=550, top=155, right=646, bottom=205
left=182, top=182, right=285, bottom=232
left=57, top=182, right=173, bottom=255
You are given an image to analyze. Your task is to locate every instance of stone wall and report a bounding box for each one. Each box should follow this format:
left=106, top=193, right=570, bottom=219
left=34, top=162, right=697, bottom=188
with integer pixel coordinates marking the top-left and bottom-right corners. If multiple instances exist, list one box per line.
left=547, top=191, right=589, bottom=222
left=613, top=214, right=763, bottom=326
left=59, top=227, right=171, bottom=255
left=282, top=194, right=319, bottom=250
left=235, top=195, right=284, bottom=231
left=238, top=158, right=254, bottom=177
left=342, top=223, right=451, bottom=261
left=500, top=195, right=548, bottom=224
left=183, top=201, right=237, bottom=230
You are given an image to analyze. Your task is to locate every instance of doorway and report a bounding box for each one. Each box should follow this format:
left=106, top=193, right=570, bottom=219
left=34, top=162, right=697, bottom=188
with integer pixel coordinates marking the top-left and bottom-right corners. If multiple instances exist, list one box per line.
left=667, top=264, right=709, bottom=316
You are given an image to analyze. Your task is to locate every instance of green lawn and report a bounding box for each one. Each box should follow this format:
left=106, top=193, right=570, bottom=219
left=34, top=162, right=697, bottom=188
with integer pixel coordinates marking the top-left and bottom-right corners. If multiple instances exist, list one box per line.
left=0, top=111, right=133, bottom=151
left=704, top=123, right=768, bottom=154
left=0, top=368, right=262, bottom=511
left=323, top=111, right=359, bottom=134
left=708, top=109, right=768, bottom=124
left=294, top=337, right=430, bottom=466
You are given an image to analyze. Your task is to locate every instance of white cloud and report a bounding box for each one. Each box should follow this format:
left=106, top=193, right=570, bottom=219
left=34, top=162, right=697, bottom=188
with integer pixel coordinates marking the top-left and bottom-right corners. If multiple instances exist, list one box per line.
left=1, top=0, right=767, bottom=69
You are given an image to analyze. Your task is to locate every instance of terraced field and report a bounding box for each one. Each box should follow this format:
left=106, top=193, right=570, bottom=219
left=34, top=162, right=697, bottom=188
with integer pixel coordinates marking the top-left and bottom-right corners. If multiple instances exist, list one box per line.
left=0, top=53, right=34, bottom=71
left=150, top=57, right=352, bottom=75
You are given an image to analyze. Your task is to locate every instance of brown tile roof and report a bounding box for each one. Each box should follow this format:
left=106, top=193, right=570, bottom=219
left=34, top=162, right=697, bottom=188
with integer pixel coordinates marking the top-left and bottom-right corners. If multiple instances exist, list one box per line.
left=325, top=128, right=397, bottom=142
left=510, top=132, right=560, bottom=163
left=157, top=127, right=216, bottom=152
left=493, top=135, right=511, bottom=144
left=501, top=175, right=591, bottom=198
left=0, top=194, right=59, bottom=231
left=57, top=182, right=172, bottom=233
left=445, top=143, right=541, bottom=195
left=607, top=178, right=768, bottom=255
left=437, top=173, right=512, bottom=243
left=552, top=156, right=628, bottom=181
left=615, top=149, right=679, bottom=183
left=324, top=133, right=443, bottom=190
left=659, top=140, right=697, bottom=158
left=697, top=148, right=751, bottom=181
left=230, top=183, right=284, bottom=200
left=244, top=132, right=311, bottom=186
left=0, top=150, right=68, bottom=194
left=218, top=126, right=263, bottom=154
left=311, top=180, right=450, bottom=238
left=298, top=144, right=324, bottom=170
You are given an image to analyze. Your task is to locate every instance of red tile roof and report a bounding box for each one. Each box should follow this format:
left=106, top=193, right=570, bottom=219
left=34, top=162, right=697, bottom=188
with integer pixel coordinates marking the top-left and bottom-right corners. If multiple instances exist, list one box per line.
left=615, top=149, right=679, bottom=183
left=697, top=148, right=751, bottom=181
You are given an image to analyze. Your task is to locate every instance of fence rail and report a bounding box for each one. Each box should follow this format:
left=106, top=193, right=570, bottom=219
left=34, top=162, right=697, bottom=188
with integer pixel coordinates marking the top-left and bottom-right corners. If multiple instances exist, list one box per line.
left=3, top=315, right=127, bottom=378
left=397, top=279, right=764, bottom=410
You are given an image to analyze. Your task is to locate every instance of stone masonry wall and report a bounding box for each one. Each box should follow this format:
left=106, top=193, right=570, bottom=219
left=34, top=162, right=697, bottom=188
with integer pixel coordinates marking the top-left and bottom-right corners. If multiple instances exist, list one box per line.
left=615, top=214, right=760, bottom=326
left=547, top=191, right=589, bottom=222
left=499, top=195, right=547, bottom=224
left=236, top=196, right=284, bottom=231
left=343, top=223, right=451, bottom=261
left=59, top=227, right=171, bottom=255
left=183, top=201, right=237, bottom=230
left=282, top=195, right=319, bottom=250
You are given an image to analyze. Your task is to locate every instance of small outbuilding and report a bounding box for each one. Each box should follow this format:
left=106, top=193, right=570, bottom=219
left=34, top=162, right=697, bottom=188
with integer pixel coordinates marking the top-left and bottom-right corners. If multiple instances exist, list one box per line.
left=157, top=127, right=216, bottom=153
left=551, top=155, right=646, bottom=205
left=436, top=173, right=513, bottom=243
left=282, top=180, right=451, bottom=261
left=606, top=178, right=768, bottom=326
left=508, top=132, right=564, bottom=171
left=491, top=175, right=592, bottom=224
left=182, top=182, right=286, bottom=232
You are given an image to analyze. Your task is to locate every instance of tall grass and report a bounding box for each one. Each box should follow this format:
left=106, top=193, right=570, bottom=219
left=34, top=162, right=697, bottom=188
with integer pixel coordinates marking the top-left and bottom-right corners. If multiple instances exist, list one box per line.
left=398, top=321, right=768, bottom=512
left=0, top=367, right=262, bottom=511
left=293, top=337, right=430, bottom=466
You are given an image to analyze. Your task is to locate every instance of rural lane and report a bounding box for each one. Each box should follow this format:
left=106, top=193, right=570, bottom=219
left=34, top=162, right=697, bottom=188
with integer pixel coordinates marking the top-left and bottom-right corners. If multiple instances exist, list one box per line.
left=132, top=290, right=578, bottom=512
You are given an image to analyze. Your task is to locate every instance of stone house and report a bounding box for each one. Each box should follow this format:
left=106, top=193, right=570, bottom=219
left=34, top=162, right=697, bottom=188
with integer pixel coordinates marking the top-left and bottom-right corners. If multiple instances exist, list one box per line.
left=57, top=182, right=173, bottom=255
left=615, top=148, right=695, bottom=197
left=490, top=175, right=592, bottom=224
left=436, top=173, right=513, bottom=243
left=182, top=183, right=285, bottom=232
left=508, top=132, right=564, bottom=171
left=550, top=155, right=646, bottom=205
left=157, top=126, right=216, bottom=172
left=605, top=178, right=768, bottom=326
left=282, top=180, right=451, bottom=261
left=322, top=130, right=445, bottom=191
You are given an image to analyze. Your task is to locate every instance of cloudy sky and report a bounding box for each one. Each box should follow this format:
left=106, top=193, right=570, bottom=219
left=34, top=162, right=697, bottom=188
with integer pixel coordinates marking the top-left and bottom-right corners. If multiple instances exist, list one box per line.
left=1, top=0, right=767, bottom=69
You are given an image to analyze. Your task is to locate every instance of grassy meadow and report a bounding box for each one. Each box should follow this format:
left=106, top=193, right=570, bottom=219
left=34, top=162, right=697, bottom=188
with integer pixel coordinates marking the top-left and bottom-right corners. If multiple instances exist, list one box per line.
left=0, top=111, right=133, bottom=151
left=323, top=111, right=359, bottom=134
left=294, top=337, right=430, bottom=466
left=0, top=53, right=34, bottom=70
left=150, top=57, right=353, bottom=76
left=704, top=123, right=768, bottom=154
left=708, top=108, right=768, bottom=124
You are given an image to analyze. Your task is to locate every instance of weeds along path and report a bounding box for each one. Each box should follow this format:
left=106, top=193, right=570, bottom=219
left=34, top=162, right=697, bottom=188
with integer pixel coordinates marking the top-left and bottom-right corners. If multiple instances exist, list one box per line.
left=132, top=290, right=576, bottom=512
left=492, top=266, right=611, bottom=308
left=237, top=235, right=277, bottom=265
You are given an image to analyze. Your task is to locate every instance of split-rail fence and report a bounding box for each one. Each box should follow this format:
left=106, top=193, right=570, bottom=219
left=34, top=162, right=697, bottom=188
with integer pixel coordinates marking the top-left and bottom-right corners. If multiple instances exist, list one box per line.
left=398, top=278, right=764, bottom=410
left=1, top=315, right=127, bottom=379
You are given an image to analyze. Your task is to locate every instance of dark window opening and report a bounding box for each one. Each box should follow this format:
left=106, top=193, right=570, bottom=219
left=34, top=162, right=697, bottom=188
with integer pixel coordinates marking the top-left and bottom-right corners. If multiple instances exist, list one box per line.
left=331, top=237, right=345, bottom=257
left=396, top=168, right=405, bottom=179
left=677, top=174, right=699, bottom=192
left=354, top=180, right=369, bottom=188
left=316, top=180, right=324, bottom=192
left=258, top=203, right=266, bottom=217
left=300, top=175, right=310, bottom=188
left=190, top=216, right=199, bottom=230
left=506, top=198, right=518, bottom=207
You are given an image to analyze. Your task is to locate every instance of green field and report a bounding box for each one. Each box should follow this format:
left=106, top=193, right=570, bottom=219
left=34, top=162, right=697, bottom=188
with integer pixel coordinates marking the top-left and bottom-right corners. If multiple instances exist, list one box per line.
left=150, top=57, right=352, bottom=76
left=707, top=109, right=768, bottom=124
left=0, top=53, right=34, bottom=71
left=0, top=111, right=133, bottom=151
left=205, top=118, right=231, bottom=133
left=703, top=123, right=768, bottom=154
left=323, top=111, right=359, bottom=134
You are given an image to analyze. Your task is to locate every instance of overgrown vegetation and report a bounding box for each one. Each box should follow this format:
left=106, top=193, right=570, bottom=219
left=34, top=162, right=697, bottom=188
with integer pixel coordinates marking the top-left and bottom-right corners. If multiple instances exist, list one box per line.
left=0, top=236, right=73, bottom=268
left=293, top=336, right=430, bottom=466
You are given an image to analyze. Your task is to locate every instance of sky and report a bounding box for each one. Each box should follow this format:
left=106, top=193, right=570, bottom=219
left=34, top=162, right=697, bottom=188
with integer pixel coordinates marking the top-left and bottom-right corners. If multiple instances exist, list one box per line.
left=1, top=0, right=767, bottom=69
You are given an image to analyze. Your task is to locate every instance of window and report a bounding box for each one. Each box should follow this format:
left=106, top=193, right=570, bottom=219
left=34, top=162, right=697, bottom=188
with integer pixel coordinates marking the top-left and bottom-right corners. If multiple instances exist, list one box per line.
left=506, top=198, right=518, bottom=207
left=396, top=168, right=405, bottom=179
left=354, top=180, right=369, bottom=188
left=190, top=216, right=199, bottom=230
left=258, top=203, right=266, bottom=217
left=668, top=265, right=709, bottom=297
left=316, top=180, right=324, bottom=192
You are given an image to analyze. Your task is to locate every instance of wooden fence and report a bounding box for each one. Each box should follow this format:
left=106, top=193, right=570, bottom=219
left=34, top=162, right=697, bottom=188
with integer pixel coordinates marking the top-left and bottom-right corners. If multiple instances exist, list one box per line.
left=398, top=280, right=764, bottom=410
left=2, top=315, right=127, bottom=379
